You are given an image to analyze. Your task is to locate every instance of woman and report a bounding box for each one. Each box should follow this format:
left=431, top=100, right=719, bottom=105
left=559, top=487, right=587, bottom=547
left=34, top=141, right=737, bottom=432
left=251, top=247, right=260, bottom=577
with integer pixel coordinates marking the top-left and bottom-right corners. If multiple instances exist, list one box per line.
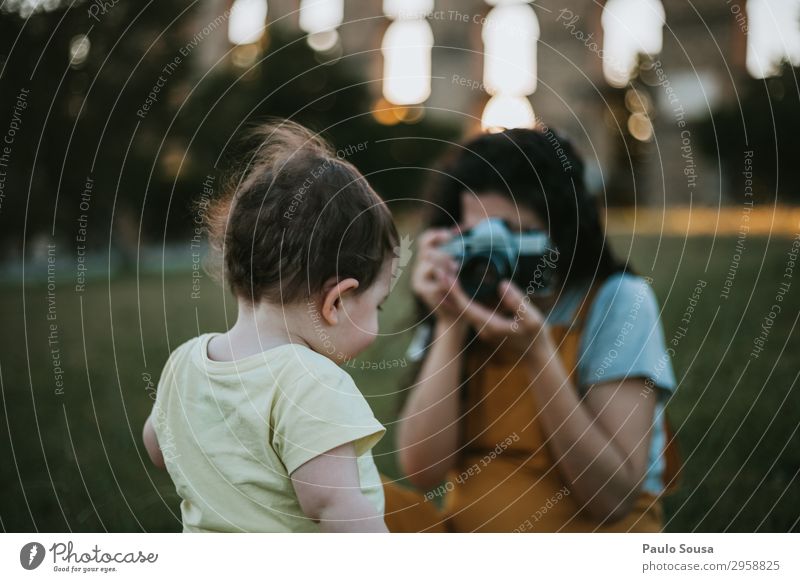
left=384, top=127, right=679, bottom=532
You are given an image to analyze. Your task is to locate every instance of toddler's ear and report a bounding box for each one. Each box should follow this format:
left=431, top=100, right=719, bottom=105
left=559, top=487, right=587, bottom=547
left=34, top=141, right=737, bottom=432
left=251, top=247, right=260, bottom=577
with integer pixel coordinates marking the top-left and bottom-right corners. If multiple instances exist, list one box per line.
left=320, top=278, right=359, bottom=325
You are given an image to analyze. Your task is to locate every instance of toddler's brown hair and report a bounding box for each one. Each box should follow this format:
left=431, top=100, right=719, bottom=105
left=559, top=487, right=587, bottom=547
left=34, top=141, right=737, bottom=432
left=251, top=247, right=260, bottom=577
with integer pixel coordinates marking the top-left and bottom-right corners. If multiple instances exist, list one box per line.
left=205, top=120, right=398, bottom=304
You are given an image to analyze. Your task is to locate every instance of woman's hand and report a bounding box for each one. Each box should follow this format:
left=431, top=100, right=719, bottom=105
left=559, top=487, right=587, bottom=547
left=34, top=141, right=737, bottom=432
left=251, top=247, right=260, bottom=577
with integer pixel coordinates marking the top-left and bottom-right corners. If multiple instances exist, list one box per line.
left=448, top=278, right=551, bottom=357
left=410, top=227, right=551, bottom=356
left=410, top=228, right=465, bottom=325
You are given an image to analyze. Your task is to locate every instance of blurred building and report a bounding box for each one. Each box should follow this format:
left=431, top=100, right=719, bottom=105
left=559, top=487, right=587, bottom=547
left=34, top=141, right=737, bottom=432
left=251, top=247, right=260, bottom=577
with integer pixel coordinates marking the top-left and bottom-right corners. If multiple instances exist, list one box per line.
left=191, top=0, right=796, bottom=206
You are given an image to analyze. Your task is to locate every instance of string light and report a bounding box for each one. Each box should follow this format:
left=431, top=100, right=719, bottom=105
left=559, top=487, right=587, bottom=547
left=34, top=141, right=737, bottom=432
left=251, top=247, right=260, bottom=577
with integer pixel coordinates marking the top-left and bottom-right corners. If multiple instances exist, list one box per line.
left=480, top=0, right=538, bottom=131
left=299, top=0, right=344, bottom=52
left=601, top=0, right=664, bottom=87
left=481, top=94, right=535, bottom=133
left=746, top=0, right=800, bottom=78
left=381, top=0, right=434, bottom=106
left=228, top=0, right=268, bottom=45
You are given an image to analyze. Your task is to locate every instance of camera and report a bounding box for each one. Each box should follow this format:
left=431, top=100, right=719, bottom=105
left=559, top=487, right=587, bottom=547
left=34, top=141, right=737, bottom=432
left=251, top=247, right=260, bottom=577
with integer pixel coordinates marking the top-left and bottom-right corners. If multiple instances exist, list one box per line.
left=440, top=218, right=557, bottom=305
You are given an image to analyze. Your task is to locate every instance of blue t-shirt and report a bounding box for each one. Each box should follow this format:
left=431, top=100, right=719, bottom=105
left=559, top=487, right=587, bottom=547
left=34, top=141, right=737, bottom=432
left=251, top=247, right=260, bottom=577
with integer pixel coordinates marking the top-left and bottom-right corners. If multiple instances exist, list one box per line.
left=547, top=272, right=676, bottom=392
left=407, top=272, right=677, bottom=495
left=546, top=272, right=677, bottom=494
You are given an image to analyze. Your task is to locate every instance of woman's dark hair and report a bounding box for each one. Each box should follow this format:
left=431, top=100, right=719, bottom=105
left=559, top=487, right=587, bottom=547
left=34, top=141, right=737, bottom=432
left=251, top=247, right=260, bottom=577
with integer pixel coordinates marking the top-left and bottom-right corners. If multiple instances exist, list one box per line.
left=424, top=126, right=626, bottom=291
left=205, top=120, right=399, bottom=304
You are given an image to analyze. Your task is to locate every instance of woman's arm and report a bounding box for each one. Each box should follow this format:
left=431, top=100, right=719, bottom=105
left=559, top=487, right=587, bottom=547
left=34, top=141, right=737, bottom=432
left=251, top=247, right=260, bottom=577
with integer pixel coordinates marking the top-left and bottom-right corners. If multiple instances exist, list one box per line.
left=527, top=338, right=656, bottom=522
left=397, top=319, right=468, bottom=489
left=397, top=228, right=468, bottom=489
left=452, top=279, right=656, bottom=523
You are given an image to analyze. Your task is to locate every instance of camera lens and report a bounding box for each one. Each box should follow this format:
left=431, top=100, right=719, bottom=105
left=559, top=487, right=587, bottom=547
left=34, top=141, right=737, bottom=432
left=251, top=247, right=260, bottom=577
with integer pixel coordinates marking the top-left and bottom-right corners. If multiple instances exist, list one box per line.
left=460, top=252, right=510, bottom=304
left=514, top=254, right=555, bottom=295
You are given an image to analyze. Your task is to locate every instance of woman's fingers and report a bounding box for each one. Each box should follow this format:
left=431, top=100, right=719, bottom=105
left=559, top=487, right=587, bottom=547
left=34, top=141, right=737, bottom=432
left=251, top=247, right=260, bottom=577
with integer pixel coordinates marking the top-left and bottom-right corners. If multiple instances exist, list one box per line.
left=416, top=228, right=458, bottom=279
left=447, top=277, right=513, bottom=339
left=414, top=258, right=454, bottom=292
left=418, top=228, right=452, bottom=253
left=499, top=280, right=545, bottom=332
left=498, top=280, right=528, bottom=324
left=412, top=250, right=463, bottom=317
left=499, top=280, right=526, bottom=306
left=424, top=249, right=458, bottom=274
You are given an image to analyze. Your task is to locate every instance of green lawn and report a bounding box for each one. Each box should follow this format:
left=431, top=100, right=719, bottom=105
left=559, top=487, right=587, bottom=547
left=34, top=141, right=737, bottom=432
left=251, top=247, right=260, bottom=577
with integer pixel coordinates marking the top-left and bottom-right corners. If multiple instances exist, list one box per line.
left=1, top=233, right=798, bottom=532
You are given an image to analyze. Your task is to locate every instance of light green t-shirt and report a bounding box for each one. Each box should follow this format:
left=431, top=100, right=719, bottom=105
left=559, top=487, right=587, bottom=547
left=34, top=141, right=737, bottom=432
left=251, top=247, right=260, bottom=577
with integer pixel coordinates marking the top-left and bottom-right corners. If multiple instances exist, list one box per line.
left=152, top=333, right=386, bottom=532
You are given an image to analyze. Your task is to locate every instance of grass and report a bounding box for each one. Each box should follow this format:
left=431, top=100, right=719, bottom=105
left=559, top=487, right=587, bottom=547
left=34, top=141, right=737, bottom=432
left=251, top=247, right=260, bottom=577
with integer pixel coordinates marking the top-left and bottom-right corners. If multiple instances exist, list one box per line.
left=1, top=232, right=798, bottom=532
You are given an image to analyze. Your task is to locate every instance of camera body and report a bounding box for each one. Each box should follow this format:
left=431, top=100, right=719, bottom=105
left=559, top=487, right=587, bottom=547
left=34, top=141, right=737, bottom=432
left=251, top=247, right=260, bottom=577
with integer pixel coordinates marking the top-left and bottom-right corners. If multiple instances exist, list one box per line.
left=440, top=218, right=557, bottom=305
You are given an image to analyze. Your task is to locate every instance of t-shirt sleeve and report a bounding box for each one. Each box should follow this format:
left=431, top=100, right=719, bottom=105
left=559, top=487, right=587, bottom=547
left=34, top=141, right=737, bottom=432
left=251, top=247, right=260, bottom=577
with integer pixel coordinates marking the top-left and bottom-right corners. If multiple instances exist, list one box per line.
left=151, top=340, right=193, bottom=438
left=577, top=275, right=677, bottom=398
left=271, top=366, right=386, bottom=475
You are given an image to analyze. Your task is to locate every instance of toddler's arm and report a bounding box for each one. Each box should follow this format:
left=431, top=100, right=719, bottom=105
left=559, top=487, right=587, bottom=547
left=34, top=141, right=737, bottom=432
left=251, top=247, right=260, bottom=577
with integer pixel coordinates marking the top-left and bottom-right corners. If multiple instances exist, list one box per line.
left=290, top=442, right=388, bottom=532
left=142, top=414, right=166, bottom=469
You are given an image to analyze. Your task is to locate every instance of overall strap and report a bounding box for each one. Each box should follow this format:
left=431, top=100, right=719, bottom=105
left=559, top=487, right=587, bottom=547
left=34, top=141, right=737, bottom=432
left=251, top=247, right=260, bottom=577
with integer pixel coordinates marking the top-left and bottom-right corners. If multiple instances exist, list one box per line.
left=572, top=281, right=603, bottom=332
left=548, top=281, right=603, bottom=382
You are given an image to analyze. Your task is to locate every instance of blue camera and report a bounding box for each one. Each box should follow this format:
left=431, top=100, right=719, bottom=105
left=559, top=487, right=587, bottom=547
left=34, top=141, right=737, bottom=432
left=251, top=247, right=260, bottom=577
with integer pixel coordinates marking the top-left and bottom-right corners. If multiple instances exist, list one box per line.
left=440, top=218, right=557, bottom=305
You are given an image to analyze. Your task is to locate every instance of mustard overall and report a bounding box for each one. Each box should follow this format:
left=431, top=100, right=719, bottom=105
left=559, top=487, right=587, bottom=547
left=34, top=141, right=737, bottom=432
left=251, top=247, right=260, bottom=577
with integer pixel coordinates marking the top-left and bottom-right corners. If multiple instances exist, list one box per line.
left=383, top=289, right=679, bottom=533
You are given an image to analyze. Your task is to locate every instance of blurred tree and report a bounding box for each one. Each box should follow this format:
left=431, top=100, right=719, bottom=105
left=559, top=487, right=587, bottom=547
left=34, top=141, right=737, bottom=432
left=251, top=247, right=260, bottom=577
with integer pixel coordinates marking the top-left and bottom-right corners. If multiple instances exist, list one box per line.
left=0, top=1, right=200, bottom=260
left=0, top=1, right=460, bottom=261
left=172, top=24, right=461, bottom=240
left=695, top=62, right=800, bottom=204
left=600, top=54, right=659, bottom=207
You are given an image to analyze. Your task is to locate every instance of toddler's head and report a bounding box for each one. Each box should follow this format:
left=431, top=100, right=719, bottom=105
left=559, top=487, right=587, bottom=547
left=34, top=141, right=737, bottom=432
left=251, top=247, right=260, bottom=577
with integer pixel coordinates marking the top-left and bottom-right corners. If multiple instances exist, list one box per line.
left=206, top=120, right=398, bottom=361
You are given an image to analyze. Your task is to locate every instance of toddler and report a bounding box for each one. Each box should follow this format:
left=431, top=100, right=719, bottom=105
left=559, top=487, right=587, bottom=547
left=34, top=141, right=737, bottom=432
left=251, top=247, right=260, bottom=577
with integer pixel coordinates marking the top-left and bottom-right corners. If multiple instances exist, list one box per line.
left=142, top=121, right=398, bottom=532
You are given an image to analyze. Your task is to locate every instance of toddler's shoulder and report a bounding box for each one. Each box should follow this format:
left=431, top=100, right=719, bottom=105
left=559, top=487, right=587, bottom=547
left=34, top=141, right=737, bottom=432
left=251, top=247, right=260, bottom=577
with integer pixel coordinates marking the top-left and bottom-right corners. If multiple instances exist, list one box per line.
left=278, top=344, right=355, bottom=393
left=160, top=335, right=204, bottom=373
